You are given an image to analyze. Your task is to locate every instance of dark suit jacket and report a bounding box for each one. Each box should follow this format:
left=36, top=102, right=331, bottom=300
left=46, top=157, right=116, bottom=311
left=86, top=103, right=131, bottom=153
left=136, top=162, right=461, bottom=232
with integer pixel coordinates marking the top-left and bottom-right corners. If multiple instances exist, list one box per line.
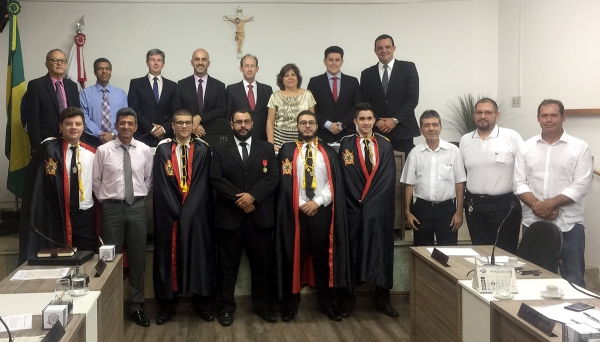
left=210, top=138, right=279, bottom=230
left=307, top=73, right=362, bottom=144
left=226, top=81, right=273, bottom=142
left=128, top=75, right=177, bottom=146
left=172, top=75, right=227, bottom=134
left=360, top=59, right=419, bottom=141
left=26, top=74, right=80, bottom=150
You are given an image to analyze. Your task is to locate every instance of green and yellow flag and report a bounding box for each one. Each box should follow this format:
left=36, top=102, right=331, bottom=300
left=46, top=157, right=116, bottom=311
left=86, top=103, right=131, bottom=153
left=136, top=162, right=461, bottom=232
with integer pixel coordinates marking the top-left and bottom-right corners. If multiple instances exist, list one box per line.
left=4, top=0, right=30, bottom=198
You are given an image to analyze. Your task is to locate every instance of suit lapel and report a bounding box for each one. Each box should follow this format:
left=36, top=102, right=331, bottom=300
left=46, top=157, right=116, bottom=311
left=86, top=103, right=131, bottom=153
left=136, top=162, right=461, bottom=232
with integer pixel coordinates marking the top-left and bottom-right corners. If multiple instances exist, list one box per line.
left=144, top=77, right=158, bottom=104
left=45, top=76, right=60, bottom=112
left=188, top=76, right=199, bottom=109
left=245, top=140, right=260, bottom=166
left=387, top=59, right=401, bottom=94
left=227, top=139, right=245, bottom=168
left=238, top=82, right=252, bottom=109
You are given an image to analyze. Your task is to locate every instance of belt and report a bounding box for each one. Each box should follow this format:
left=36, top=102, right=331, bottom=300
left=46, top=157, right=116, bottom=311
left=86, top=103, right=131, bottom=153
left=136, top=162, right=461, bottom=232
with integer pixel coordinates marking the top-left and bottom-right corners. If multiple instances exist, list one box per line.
left=465, top=190, right=514, bottom=202
left=103, top=196, right=144, bottom=204
left=415, top=197, right=455, bottom=207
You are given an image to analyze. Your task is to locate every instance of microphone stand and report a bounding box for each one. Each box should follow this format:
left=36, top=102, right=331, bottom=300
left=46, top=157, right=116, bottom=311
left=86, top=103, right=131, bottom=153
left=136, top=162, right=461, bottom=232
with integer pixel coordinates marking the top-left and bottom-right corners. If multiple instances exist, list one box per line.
left=490, top=202, right=516, bottom=265
left=558, top=260, right=600, bottom=299
left=0, top=315, right=13, bottom=342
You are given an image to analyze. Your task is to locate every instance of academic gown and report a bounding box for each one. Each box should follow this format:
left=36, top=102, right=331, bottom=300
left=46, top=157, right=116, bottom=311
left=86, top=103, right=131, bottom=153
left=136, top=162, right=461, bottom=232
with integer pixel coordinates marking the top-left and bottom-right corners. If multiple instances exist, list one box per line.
left=274, top=139, right=351, bottom=300
left=19, top=138, right=96, bottom=263
left=339, top=133, right=396, bottom=289
left=153, top=138, right=215, bottom=300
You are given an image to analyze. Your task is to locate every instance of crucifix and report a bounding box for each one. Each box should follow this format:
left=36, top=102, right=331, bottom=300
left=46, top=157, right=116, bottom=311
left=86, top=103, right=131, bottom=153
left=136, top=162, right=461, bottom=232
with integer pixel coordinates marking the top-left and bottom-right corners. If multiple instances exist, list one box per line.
left=224, top=7, right=254, bottom=58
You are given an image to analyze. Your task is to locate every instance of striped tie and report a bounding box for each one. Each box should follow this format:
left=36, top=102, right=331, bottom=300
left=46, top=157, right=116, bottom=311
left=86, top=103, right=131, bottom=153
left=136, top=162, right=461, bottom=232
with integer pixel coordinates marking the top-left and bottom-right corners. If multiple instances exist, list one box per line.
left=101, top=88, right=111, bottom=132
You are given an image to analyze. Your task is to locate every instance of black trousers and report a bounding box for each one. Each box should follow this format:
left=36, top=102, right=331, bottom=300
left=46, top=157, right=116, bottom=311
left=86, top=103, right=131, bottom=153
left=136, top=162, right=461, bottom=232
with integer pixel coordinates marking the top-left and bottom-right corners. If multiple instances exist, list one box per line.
left=465, top=191, right=522, bottom=254
left=412, top=198, right=458, bottom=246
left=286, top=204, right=334, bottom=312
left=216, top=217, right=274, bottom=314
left=390, top=138, right=414, bottom=154
left=70, top=207, right=96, bottom=251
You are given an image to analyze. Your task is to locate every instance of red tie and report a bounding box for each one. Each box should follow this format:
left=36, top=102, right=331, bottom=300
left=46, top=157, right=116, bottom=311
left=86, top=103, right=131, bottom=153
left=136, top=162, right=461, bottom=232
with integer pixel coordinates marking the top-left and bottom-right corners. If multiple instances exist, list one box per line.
left=247, top=84, right=256, bottom=111
left=332, top=77, right=338, bottom=102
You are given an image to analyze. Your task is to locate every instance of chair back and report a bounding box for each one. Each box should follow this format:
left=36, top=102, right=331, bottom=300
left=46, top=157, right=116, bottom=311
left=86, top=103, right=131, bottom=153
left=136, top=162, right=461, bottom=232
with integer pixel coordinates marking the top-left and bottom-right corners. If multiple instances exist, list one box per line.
left=517, top=220, right=563, bottom=273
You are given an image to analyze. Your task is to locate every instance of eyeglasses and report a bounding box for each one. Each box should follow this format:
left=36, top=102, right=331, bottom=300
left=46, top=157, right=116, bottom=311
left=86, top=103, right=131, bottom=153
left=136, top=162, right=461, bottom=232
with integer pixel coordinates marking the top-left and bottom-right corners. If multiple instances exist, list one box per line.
left=233, top=120, right=252, bottom=126
left=175, top=121, right=193, bottom=127
left=474, top=111, right=497, bottom=116
left=48, top=58, right=67, bottom=65
left=298, top=121, right=317, bottom=127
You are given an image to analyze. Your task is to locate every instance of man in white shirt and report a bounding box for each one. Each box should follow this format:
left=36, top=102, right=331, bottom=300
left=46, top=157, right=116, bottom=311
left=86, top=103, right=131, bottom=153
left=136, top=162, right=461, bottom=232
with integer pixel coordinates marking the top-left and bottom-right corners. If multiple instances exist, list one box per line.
left=460, top=98, right=524, bottom=253
left=514, top=99, right=592, bottom=287
left=402, top=110, right=466, bottom=246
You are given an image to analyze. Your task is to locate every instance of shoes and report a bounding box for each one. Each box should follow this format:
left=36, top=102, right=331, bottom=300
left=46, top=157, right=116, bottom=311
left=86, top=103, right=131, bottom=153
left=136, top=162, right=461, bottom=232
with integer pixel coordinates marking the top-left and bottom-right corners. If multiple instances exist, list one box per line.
left=129, top=309, right=151, bottom=327
left=256, top=309, right=277, bottom=323
left=218, top=312, right=233, bottom=327
left=322, top=307, right=342, bottom=321
left=156, top=309, right=175, bottom=325
left=281, top=308, right=296, bottom=322
left=193, top=305, right=215, bottom=322
left=338, top=306, right=352, bottom=318
left=375, top=304, right=399, bottom=318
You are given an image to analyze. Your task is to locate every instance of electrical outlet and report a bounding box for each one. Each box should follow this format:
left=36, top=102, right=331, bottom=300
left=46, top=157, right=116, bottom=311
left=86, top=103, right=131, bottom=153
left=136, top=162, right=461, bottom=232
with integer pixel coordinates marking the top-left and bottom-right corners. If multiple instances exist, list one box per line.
left=511, top=96, right=521, bottom=108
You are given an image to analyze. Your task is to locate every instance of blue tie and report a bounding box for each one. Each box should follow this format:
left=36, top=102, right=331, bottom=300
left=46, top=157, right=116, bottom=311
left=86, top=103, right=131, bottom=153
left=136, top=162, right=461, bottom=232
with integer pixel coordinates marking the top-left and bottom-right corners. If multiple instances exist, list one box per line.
left=153, top=77, right=159, bottom=102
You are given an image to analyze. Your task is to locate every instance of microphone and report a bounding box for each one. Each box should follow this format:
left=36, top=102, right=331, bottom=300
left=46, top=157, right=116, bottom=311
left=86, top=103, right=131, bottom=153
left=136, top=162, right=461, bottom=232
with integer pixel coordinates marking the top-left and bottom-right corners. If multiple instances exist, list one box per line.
left=558, top=260, right=600, bottom=299
left=490, top=201, right=517, bottom=265
left=29, top=226, right=80, bottom=265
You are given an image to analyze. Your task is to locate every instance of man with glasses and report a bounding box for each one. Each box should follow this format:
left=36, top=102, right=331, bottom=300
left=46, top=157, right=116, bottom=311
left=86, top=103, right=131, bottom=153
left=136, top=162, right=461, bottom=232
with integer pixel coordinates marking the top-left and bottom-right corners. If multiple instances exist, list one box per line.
left=26, top=49, right=81, bottom=152
left=211, top=109, right=279, bottom=326
left=460, top=98, right=523, bottom=253
left=80, top=57, right=128, bottom=148
left=226, top=54, right=273, bottom=141
left=275, top=110, right=350, bottom=322
left=153, top=109, right=215, bottom=324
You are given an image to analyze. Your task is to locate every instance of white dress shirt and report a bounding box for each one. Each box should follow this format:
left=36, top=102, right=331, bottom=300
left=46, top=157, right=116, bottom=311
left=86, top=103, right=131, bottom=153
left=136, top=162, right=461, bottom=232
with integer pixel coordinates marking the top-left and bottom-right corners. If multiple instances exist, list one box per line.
left=514, top=131, right=593, bottom=232
left=66, top=143, right=95, bottom=210
left=360, top=137, right=378, bottom=166
left=460, top=125, right=523, bottom=195
left=174, top=138, right=192, bottom=174
left=296, top=141, right=332, bottom=207
left=378, top=59, right=395, bottom=81
left=234, top=136, right=252, bottom=160
left=242, top=79, right=257, bottom=105
left=147, top=73, right=163, bottom=98
left=401, top=139, right=466, bottom=202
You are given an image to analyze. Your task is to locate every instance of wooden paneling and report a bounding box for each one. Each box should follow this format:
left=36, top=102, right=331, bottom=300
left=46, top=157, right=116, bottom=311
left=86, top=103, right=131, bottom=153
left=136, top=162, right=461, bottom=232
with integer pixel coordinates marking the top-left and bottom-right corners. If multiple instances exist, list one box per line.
left=564, top=108, right=600, bottom=116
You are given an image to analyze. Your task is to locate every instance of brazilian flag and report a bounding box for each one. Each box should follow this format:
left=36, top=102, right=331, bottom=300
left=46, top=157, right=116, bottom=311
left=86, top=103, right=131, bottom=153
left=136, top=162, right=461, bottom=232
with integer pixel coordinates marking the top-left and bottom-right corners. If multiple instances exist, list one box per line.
left=5, top=0, right=29, bottom=198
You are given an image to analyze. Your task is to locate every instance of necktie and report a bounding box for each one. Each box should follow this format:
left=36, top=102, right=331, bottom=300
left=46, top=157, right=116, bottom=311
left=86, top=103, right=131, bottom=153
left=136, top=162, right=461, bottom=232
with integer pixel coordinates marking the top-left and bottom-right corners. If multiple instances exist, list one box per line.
left=69, top=146, right=79, bottom=211
left=197, top=79, right=204, bottom=114
left=305, top=144, right=315, bottom=200
left=332, top=76, right=338, bottom=102
left=247, top=85, right=256, bottom=111
left=153, top=77, right=159, bottom=103
left=180, top=144, right=188, bottom=193
left=55, top=80, right=66, bottom=112
left=121, top=144, right=134, bottom=205
left=364, top=139, right=373, bottom=174
left=240, top=142, right=248, bottom=163
left=101, top=88, right=111, bottom=132
left=382, top=65, right=389, bottom=95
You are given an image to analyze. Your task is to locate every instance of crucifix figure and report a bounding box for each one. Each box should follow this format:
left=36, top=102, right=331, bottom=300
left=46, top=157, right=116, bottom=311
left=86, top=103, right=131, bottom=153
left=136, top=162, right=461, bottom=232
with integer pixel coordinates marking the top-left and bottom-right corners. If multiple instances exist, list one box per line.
left=224, top=7, right=254, bottom=58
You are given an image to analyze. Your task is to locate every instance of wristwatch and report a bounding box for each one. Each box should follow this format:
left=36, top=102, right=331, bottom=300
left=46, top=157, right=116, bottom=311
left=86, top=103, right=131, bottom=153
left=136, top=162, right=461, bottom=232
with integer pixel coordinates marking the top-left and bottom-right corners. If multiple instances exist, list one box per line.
left=392, top=118, right=399, bottom=124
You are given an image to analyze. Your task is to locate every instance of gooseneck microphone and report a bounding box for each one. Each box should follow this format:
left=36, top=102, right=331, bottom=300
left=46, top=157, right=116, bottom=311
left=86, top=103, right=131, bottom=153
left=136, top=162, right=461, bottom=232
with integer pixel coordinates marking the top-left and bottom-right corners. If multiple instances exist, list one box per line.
left=28, top=226, right=80, bottom=265
left=558, top=260, right=600, bottom=299
left=490, top=201, right=517, bottom=265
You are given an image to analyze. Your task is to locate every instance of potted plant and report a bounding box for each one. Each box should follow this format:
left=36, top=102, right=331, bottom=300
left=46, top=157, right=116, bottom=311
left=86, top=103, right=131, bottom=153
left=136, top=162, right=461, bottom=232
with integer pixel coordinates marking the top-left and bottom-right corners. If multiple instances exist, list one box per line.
left=445, top=93, right=512, bottom=140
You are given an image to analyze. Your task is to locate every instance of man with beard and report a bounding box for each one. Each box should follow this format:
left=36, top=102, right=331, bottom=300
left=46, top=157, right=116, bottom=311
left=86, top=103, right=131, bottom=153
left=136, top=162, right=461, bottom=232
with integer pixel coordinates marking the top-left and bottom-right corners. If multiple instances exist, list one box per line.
left=338, top=102, right=398, bottom=317
left=275, top=110, right=350, bottom=322
left=20, top=107, right=96, bottom=263
left=460, top=98, right=523, bottom=253
left=211, top=109, right=279, bottom=326
left=152, top=109, right=215, bottom=324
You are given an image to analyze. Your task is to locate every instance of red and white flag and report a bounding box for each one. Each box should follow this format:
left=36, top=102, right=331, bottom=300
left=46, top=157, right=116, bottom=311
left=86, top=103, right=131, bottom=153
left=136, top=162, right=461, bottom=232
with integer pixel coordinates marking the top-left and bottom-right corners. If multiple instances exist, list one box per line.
left=66, top=32, right=87, bottom=91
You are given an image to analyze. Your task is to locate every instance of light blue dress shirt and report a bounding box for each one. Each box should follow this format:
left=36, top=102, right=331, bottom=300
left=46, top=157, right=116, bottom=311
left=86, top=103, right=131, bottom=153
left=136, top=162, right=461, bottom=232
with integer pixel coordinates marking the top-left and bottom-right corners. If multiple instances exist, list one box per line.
left=80, top=83, right=128, bottom=136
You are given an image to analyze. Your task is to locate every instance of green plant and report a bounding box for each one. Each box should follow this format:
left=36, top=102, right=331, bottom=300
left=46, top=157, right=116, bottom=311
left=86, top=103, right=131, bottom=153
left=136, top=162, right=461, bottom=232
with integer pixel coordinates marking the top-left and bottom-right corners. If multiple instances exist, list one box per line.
left=445, top=93, right=511, bottom=136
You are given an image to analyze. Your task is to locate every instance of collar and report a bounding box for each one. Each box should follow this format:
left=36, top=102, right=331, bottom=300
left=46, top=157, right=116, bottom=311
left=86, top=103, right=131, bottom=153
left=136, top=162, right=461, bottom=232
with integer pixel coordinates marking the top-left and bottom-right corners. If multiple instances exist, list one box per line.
left=242, top=79, right=257, bottom=88
left=49, top=75, right=64, bottom=84
left=115, top=137, right=137, bottom=148
left=175, top=138, right=191, bottom=147
left=536, top=130, right=569, bottom=145
left=194, top=74, right=208, bottom=84
left=472, top=124, right=500, bottom=139
left=326, top=71, right=341, bottom=80
left=419, top=139, right=449, bottom=152
left=94, top=83, right=112, bottom=92
left=148, top=74, right=162, bottom=82
left=378, top=58, right=395, bottom=70
left=234, top=136, right=252, bottom=146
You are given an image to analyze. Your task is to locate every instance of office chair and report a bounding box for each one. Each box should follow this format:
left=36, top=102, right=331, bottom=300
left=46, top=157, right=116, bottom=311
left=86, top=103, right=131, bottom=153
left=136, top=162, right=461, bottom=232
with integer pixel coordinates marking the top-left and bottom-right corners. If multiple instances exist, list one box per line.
left=516, top=220, right=563, bottom=273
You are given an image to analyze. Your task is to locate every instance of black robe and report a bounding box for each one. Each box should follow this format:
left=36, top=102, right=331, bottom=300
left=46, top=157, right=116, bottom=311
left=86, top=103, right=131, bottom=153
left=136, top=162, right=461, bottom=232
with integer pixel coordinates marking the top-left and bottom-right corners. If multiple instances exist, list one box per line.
left=153, top=138, right=215, bottom=300
left=19, top=138, right=96, bottom=263
left=275, top=139, right=351, bottom=299
left=339, top=133, right=396, bottom=289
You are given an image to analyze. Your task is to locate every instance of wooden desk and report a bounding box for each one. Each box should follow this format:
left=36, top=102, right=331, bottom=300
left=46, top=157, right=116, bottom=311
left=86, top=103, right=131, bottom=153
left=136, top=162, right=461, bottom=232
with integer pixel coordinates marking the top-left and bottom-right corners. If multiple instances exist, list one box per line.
left=0, top=255, right=124, bottom=342
left=490, top=299, right=600, bottom=341
left=409, top=246, right=557, bottom=342
left=0, top=314, right=86, bottom=342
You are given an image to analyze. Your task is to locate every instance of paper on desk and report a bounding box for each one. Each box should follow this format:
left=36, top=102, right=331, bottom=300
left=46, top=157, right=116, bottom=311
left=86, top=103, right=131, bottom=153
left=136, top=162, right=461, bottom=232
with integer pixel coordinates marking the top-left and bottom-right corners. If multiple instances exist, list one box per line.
left=10, top=268, right=70, bottom=281
left=0, top=337, right=44, bottom=342
left=0, top=313, right=32, bottom=332
left=533, top=303, right=600, bottom=329
left=426, top=247, right=480, bottom=256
